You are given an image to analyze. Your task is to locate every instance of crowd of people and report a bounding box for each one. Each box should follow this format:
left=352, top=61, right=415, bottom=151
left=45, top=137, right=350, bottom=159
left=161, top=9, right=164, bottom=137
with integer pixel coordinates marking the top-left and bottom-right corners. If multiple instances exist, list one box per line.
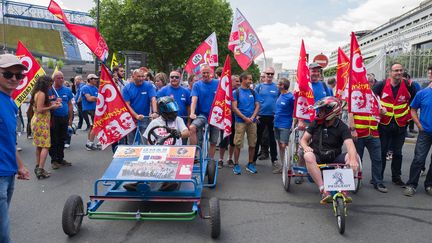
left=1, top=51, right=432, bottom=242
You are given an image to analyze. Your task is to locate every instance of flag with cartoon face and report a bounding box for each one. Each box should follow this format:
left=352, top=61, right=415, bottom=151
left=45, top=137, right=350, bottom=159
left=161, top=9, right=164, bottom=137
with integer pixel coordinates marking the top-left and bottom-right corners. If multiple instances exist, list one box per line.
left=184, top=32, right=218, bottom=77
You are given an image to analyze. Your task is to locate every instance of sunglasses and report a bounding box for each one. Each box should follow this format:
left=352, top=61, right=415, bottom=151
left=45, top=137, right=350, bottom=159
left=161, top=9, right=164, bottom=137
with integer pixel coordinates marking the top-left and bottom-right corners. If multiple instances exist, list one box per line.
left=266, top=73, right=274, bottom=76
left=170, top=76, right=180, bottom=79
left=2, top=71, right=25, bottom=80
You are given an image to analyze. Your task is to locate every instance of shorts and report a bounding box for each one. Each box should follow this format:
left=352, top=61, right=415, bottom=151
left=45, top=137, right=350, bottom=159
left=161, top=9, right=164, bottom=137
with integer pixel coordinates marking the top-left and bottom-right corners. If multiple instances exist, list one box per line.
left=191, top=116, right=219, bottom=144
left=83, top=110, right=95, bottom=125
left=274, top=127, right=291, bottom=144
left=219, top=122, right=235, bottom=149
left=234, top=122, right=257, bottom=148
left=315, top=152, right=347, bottom=165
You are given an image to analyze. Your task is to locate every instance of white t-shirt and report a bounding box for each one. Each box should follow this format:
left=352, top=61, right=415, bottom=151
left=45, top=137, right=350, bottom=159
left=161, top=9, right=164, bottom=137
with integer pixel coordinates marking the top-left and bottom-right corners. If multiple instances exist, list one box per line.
left=143, top=117, right=187, bottom=145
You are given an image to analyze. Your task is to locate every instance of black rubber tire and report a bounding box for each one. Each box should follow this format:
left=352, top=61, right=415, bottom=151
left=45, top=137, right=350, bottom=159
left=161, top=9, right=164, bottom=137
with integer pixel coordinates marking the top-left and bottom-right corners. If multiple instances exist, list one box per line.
left=62, top=195, right=84, bottom=236
left=207, top=159, right=216, bottom=185
left=282, top=147, right=291, bottom=192
left=354, top=177, right=361, bottom=194
left=336, top=197, right=345, bottom=234
left=209, top=197, right=221, bottom=239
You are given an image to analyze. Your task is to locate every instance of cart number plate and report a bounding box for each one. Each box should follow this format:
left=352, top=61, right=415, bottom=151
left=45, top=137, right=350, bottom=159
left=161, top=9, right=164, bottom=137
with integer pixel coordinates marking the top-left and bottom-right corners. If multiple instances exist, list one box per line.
left=323, top=168, right=355, bottom=191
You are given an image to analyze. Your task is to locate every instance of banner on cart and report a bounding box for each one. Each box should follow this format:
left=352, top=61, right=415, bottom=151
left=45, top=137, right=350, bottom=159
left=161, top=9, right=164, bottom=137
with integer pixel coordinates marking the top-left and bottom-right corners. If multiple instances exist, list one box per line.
left=114, top=146, right=196, bottom=180
left=323, top=168, right=355, bottom=191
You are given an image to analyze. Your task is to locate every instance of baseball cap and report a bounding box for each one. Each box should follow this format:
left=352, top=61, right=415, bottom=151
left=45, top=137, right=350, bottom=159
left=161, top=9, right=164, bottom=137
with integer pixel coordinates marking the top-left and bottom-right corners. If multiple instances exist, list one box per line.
left=0, top=54, right=27, bottom=70
left=87, top=74, right=99, bottom=80
left=309, top=62, right=322, bottom=69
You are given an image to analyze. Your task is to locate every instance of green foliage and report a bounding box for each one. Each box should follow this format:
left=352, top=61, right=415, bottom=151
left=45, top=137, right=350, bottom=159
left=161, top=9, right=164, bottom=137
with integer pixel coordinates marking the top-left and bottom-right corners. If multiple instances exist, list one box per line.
left=57, top=59, right=64, bottom=69
left=323, top=66, right=337, bottom=77
left=47, top=59, right=55, bottom=69
left=95, top=0, right=232, bottom=73
left=35, top=57, right=42, bottom=65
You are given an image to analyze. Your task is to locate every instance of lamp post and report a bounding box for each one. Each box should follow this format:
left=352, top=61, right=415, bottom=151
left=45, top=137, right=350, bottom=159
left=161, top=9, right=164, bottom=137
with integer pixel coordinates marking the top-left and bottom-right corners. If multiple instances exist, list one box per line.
left=94, top=0, right=100, bottom=73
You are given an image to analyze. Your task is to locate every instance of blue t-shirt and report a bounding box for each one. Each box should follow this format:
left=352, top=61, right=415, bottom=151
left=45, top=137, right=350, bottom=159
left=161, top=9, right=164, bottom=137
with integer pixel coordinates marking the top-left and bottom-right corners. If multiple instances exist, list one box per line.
left=81, top=85, right=98, bottom=111
left=255, top=83, right=279, bottom=116
left=157, top=85, right=191, bottom=118
left=312, top=81, right=331, bottom=102
left=75, top=82, right=85, bottom=103
left=410, top=87, right=432, bottom=135
left=275, top=92, right=295, bottom=129
left=49, top=86, right=73, bottom=117
left=234, top=87, right=257, bottom=123
left=0, top=92, right=17, bottom=176
left=191, top=79, right=219, bottom=117
left=123, top=81, right=156, bottom=116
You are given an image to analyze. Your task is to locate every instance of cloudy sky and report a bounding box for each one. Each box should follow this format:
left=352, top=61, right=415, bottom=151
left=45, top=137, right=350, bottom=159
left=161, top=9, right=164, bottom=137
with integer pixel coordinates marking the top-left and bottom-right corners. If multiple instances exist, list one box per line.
left=16, top=0, right=421, bottom=68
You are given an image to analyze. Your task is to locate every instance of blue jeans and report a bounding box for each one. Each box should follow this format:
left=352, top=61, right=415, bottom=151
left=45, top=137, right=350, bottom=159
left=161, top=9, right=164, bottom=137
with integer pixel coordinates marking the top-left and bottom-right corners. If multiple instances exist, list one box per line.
left=355, top=135, right=383, bottom=185
left=379, top=121, right=407, bottom=180
left=406, top=131, right=432, bottom=189
left=0, top=175, right=15, bottom=243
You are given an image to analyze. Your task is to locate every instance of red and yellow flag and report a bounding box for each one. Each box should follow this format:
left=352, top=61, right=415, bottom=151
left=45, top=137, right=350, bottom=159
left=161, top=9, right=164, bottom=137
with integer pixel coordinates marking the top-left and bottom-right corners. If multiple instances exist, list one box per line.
left=336, top=47, right=349, bottom=101
left=293, top=40, right=314, bottom=121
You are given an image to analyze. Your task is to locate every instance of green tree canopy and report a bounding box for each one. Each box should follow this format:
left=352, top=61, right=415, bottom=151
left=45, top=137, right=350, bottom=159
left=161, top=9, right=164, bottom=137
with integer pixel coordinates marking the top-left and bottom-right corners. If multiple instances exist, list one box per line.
left=95, top=0, right=260, bottom=80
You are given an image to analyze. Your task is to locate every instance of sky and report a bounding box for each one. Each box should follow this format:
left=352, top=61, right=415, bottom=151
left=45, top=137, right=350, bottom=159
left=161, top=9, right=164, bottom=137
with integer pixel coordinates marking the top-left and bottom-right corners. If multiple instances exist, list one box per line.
left=16, top=0, right=421, bottom=69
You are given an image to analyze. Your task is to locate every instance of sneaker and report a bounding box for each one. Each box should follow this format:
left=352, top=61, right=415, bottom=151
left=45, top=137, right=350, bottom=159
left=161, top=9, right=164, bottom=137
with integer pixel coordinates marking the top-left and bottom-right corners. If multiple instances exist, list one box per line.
left=320, top=192, right=332, bottom=204
left=64, top=143, right=70, bottom=148
left=258, top=153, right=269, bottom=160
left=59, top=160, right=72, bottom=166
left=27, top=135, right=33, bottom=139
left=421, top=170, right=426, bottom=177
left=86, top=143, right=96, bottom=151
left=272, top=162, right=282, bottom=174
left=218, top=160, right=223, bottom=169
left=426, top=187, right=432, bottom=196
left=374, top=183, right=388, bottom=193
left=403, top=186, right=416, bottom=197
left=51, top=161, right=61, bottom=170
left=233, top=164, right=241, bottom=175
left=246, top=163, right=257, bottom=174
left=227, top=159, right=234, bottom=168
left=123, top=182, right=138, bottom=191
left=342, top=192, right=353, bottom=203
left=392, top=178, right=406, bottom=187
left=16, top=147, right=22, bottom=152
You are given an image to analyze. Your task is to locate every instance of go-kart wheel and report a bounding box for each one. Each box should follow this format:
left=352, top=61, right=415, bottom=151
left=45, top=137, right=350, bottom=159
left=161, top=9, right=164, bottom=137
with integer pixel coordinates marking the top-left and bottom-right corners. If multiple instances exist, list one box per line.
left=282, top=147, right=291, bottom=192
left=335, top=197, right=345, bottom=234
left=209, top=197, right=220, bottom=239
left=147, top=126, right=177, bottom=145
left=353, top=159, right=363, bottom=194
left=62, top=195, right=84, bottom=236
left=207, top=159, right=216, bottom=185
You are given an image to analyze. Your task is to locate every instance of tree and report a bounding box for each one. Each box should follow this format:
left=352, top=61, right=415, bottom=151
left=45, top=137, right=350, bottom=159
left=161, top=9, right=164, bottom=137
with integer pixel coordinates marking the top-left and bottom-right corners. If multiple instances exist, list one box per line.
left=95, top=0, right=260, bottom=78
left=47, top=59, right=55, bottom=69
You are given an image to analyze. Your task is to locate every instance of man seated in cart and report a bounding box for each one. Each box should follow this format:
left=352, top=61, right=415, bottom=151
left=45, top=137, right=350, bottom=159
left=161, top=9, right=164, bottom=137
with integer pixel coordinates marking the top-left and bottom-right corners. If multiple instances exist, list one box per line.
left=299, top=96, right=359, bottom=204
left=123, top=96, right=190, bottom=191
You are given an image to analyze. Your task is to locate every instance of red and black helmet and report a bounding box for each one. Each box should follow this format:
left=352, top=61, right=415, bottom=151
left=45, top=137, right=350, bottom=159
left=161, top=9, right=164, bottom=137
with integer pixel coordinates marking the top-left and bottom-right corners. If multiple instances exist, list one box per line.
left=312, top=96, right=343, bottom=122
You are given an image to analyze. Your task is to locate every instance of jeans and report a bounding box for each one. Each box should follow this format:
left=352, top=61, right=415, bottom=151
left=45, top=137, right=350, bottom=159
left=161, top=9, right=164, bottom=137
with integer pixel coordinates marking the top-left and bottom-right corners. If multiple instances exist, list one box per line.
left=77, top=102, right=90, bottom=129
left=379, top=121, right=407, bottom=180
left=253, top=116, right=277, bottom=162
left=406, top=131, right=432, bottom=189
left=127, top=118, right=150, bottom=145
left=0, top=175, right=15, bottom=243
left=355, top=135, right=383, bottom=185
left=49, top=116, right=68, bottom=163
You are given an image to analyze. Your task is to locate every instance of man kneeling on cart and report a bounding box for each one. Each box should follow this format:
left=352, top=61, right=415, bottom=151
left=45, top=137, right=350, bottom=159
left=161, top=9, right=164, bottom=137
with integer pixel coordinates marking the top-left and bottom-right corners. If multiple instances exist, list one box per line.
left=123, top=96, right=190, bottom=191
left=299, top=96, right=359, bottom=204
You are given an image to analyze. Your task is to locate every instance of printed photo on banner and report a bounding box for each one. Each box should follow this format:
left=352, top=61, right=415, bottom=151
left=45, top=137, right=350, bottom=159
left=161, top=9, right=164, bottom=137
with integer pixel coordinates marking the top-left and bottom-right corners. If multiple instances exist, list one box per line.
left=117, top=160, right=178, bottom=180
left=113, top=146, right=143, bottom=158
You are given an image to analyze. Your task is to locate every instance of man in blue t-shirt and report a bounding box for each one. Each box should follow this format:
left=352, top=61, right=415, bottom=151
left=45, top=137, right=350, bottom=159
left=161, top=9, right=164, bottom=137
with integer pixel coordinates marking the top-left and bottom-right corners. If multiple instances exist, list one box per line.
left=157, top=70, right=191, bottom=120
left=232, top=72, right=260, bottom=174
left=81, top=74, right=100, bottom=150
left=253, top=67, right=279, bottom=170
left=404, top=66, right=432, bottom=197
left=49, top=71, right=74, bottom=169
left=0, top=54, right=30, bottom=243
left=190, top=64, right=219, bottom=161
left=123, top=69, right=158, bottom=145
left=74, top=75, right=89, bottom=130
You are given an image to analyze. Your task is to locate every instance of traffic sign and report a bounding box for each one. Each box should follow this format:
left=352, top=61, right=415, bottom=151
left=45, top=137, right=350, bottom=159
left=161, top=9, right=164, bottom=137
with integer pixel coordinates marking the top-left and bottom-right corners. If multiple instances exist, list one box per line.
left=313, top=53, right=329, bottom=68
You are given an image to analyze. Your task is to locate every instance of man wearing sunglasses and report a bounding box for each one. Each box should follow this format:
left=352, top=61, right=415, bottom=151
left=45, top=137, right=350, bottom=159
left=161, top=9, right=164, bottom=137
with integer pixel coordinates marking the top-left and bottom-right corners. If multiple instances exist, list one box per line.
left=0, top=54, right=30, bottom=243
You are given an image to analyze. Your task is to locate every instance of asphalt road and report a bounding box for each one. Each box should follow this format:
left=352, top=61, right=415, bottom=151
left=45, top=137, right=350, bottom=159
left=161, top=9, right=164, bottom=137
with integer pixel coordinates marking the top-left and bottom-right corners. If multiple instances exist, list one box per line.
left=9, top=128, right=432, bottom=243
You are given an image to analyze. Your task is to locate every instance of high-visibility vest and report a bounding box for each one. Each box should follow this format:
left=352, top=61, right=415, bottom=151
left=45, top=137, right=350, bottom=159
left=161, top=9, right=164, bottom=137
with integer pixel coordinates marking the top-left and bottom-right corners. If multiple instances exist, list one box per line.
left=354, top=114, right=379, bottom=138
left=379, top=79, right=411, bottom=126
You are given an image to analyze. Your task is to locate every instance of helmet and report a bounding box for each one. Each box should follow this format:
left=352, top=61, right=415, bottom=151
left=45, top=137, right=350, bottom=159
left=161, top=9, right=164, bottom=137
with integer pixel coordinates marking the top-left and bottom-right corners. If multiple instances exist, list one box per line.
left=157, top=96, right=179, bottom=121
left=312, top=96, right=342, bottom=122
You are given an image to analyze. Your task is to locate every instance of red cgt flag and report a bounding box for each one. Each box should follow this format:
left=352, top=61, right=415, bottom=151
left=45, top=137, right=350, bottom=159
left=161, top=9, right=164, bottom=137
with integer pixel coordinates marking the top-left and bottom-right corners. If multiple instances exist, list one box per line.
left=348, top=32, right=379, bottom=117
left=184, top=32, right=218, bottom=76
left=294, top=40, right=315, bottom=121
left=12, top=41, right=46, bottom=107
left=336, top=47, right=349, bottom=101
left=93, top=65, right=136, bottom=150
left=48, top=0, right=108, bottom=62
left=228, top=8, right=264, bottom=70
left=208, top=55, right=233, bottom=138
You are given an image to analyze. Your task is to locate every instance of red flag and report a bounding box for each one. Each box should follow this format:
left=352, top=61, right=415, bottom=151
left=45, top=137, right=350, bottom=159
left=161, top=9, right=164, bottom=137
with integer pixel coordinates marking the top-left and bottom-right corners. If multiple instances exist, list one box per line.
left=208, top=55, right=233, bottom=138
left=336, top=47, right=349, bottom=101
left=93, top=65, right=136, bottom=150
left=348, top=32, right=379, bottom=117
left=293, top=40, right=314, bottom=120
left=228, top=8, right=264, bottom=70
left=185, top=32, right=218, bottom=76
left=12, top=41, right=46, bottom=107
left=48, top=0, right=108, bottom=62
